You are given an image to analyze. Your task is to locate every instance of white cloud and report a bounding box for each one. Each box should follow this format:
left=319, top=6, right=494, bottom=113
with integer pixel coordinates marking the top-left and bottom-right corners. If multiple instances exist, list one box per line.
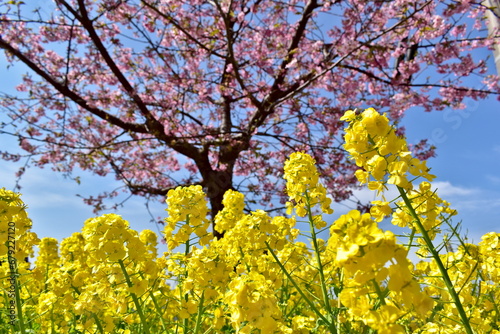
left=432, top=181, right=477, bottom=197
left=336, top=180, right=476, bottom=211
left=1, top=160, right=163, bottom=242
left=451, top=197, right=500, bottom=211
left=330, top=181, right=498, bottom=249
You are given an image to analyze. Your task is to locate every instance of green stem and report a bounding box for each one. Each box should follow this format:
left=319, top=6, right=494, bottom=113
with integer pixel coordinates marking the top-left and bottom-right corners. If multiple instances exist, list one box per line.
left=141, top=273, right=168, bottom=331
left=406, top=226, right=417, bottom=250
left=183, top=302, right=189, bottom=334
left=118, top=259, right=151, bottom=334
left=304, top=193, right=337, bottom=334
left=182, top=218, right=190, bottom=333
left=92, top=313, right=105, bottom=334
left=193, top=291, right=205, bottom=334
left=397, top=186, right=474, bottom=334
left=265, top=241, right=333, bottom=330
left=370, top=279, right=387, bottom=308
left=10, top=257, right=27, bottom=334
left=185, top=216, right=191, bottom=256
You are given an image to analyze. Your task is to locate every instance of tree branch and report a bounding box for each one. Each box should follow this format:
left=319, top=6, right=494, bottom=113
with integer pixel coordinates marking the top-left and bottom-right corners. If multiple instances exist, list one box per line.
left=246, top=0, right=320, bottom=134
left=0, top=37, right=149, bottom=134
left=55, top=0, right=207, bottom=161
left=140, top=0, right=225, bottom=58
left=69, top=0, right=164, bottom=134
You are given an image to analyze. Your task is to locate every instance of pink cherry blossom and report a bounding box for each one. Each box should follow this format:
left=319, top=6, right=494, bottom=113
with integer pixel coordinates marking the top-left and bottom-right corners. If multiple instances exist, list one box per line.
left=0, top=0, right=498, bottom=238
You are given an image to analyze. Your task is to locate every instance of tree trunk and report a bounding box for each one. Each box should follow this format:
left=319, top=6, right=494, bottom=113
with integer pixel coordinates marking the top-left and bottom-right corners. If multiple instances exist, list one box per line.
left=204, top=169, right=234, bottom=239
left=484, top=0, right=500, bottom=74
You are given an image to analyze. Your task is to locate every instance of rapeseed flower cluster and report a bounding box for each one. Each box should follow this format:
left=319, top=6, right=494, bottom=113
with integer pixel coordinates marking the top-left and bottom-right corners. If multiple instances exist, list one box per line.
left=164, top=185, right=212, bottom=249
left=0, top=188, right=39, bottom=263
left=341, top=108, right=434, bottom=193
left=283, top=151, right=333, bottom=218
left=0, top=108, right=498, bottom=333
left=391, top=181, right=457, bottom=244
left=415, top=235, right=500, bottom=333
left=214, top=189, right=245, bottom=233
left=328, top=210, right=433, bottom=333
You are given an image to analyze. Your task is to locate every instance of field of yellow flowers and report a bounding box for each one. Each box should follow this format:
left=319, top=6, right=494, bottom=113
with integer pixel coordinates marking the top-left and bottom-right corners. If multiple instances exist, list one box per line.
left=1, top=109, right=499, bottom=333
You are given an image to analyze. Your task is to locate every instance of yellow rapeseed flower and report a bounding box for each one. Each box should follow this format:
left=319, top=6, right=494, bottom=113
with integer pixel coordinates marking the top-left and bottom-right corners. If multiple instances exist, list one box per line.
left=342, top=108, right=435, bottom=193
left=164, top=185, right=211, bottom=249
left=283, top=152, right=333, bottom=218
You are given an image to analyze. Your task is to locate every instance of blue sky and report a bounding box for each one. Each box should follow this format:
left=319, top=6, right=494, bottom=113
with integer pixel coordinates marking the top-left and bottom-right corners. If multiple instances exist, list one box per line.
left=1, top=52, right=499, bottom=254
left=398, top=94, right=500, bottom=242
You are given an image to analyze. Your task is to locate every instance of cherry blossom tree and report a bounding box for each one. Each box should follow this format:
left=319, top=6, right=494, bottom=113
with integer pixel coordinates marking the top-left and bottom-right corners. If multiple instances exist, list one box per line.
left=0, top=0, right=499, bottom=237
left=484, top=0, right=500, bottom=73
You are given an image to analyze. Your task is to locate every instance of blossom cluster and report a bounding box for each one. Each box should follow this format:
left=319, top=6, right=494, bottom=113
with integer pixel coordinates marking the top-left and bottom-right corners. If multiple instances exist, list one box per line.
left=2, top=0, right=497, bottom=223
left=0, top=108, right=499, bottom=333
left=341, top=108, right=435, bottom=193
